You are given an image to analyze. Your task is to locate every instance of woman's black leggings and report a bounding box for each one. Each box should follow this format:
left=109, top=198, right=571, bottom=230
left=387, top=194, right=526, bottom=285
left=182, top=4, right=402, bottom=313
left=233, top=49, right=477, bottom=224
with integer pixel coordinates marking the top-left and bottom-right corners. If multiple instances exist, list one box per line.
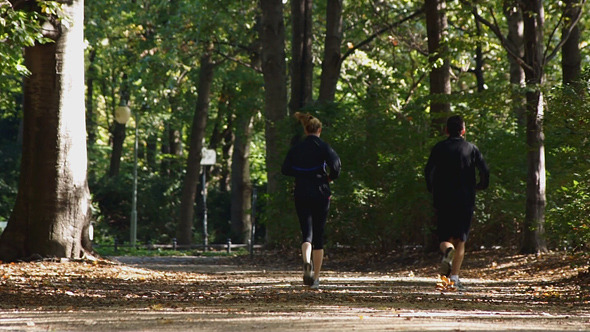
left=294, top=195, right=330, bottom=249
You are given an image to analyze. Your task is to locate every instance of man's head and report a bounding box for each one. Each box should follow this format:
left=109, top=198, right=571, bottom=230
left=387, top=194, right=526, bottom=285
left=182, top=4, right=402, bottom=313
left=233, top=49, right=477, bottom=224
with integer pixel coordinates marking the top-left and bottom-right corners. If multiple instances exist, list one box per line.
left=446, top=115, right=465, bottom=137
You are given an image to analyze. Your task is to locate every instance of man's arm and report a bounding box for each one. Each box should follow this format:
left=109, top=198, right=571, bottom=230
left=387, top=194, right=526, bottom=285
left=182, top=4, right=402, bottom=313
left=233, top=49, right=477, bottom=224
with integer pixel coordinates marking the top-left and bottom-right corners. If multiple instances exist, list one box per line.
left=325, top=145, right=341, bottom=181
left=475, top=148, right=489, bottom=190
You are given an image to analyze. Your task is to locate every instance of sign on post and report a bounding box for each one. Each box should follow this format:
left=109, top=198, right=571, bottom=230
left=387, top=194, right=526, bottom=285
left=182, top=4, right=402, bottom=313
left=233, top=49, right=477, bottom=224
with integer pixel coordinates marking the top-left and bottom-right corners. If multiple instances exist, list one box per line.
left=201, top=148, right=216, bottom=165
left=200, top=148, right=216, bottom=251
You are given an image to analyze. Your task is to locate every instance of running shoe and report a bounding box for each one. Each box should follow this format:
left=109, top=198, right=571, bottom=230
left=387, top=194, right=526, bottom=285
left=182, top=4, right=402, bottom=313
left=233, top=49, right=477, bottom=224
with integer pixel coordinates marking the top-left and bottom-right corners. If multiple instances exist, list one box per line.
left=310, top=278, right=320, bottom=290
left=455, top=280, right=466, bottom=291
left=439, top=247, right=455, bottom=277
left=303, top=262, right=314, bottom=286
left=449, top=277, right=466, bottom=291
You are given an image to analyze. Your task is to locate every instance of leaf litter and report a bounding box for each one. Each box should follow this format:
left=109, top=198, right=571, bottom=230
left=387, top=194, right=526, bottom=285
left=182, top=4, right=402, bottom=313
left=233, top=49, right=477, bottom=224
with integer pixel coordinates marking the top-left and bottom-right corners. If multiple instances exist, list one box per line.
left=0, top=248, right=588, bottom=330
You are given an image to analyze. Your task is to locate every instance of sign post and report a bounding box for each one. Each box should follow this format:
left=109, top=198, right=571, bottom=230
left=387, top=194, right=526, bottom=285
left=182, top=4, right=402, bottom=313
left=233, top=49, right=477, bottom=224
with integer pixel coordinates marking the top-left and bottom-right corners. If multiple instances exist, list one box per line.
left=200, top=148, right=216, bottom=251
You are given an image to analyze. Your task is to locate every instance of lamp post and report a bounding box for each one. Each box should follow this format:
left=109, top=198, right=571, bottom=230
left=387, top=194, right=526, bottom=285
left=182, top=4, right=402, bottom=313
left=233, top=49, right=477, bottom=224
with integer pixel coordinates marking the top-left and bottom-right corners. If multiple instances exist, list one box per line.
left=114, top=104, right=137, bottom=247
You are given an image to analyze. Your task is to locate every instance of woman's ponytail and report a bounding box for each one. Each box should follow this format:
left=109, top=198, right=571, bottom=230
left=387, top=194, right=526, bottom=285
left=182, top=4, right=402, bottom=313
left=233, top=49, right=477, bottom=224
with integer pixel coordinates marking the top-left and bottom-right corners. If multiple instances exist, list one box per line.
left=294, top=112, right=322, bottom=134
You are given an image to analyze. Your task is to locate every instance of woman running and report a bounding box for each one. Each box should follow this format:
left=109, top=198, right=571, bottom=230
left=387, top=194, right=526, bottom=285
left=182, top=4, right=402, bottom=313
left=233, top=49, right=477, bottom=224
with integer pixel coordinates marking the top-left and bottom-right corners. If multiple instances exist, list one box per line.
left=281, top=112, right=341, bottom=289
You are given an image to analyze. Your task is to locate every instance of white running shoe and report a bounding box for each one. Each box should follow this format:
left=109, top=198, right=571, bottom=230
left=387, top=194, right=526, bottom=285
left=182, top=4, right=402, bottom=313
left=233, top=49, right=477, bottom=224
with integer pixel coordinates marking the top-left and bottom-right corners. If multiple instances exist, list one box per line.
left=310, top=278, right=320, bottom=290
left=439, top=247, right=455, bottom=277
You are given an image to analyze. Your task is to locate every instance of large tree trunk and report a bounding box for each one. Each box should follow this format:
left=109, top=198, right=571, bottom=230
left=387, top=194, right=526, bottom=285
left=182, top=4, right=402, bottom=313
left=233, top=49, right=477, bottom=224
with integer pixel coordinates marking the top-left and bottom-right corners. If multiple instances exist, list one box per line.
left=503, top=1, right=526, bottom=125
left=318, top=0, right=343, bottom=103
left=230, top=113, right=254, bottom=243
left=561, top=0, right=582, bottom=89
left=260, top=0, right=288, bottom=244
left=520, top=0, right=547, bottom=254
left=425, top=0, right=451, bottom=134
left=0, top=0, right=92, bottom=261
left=290, top=0, right=313, bottom=113
left=177, top=48, right=215, bottom=246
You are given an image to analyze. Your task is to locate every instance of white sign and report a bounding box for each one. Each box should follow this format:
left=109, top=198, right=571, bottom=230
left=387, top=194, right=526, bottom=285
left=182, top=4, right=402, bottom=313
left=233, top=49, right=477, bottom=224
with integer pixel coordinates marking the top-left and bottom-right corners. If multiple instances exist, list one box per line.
left=201, top=148, right=217, bottom=165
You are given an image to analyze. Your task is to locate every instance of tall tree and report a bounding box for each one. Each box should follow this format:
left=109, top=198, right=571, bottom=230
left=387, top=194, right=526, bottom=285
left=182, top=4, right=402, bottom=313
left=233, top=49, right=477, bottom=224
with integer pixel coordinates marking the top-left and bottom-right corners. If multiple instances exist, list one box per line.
left=469, top=0, right=585, bottom=253
left=259, top=0, right=288, bottom=243
left=0, top=0, right=92, bottom=261
left=290, top=0, right=313, bottom=112
left=230, top=112, right=254, bottom=243
left=425, top=0, right=451, bottom=133
left=318, top=0, right=343, bottom=103
left=86, top=49, right=98, bottom=146
left=520, top=0, right=548, bottom=253
left=503, top=1, right=526, bottom=125
left=561, top=0, right=582, bottom=89
left=177, top=47, right=216, bottom=246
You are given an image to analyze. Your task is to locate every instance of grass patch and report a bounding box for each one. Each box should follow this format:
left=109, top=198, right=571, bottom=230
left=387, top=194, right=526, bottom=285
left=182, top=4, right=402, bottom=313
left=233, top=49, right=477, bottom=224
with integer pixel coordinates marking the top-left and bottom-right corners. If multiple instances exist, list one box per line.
left=93, top=243, right=250, bottom=258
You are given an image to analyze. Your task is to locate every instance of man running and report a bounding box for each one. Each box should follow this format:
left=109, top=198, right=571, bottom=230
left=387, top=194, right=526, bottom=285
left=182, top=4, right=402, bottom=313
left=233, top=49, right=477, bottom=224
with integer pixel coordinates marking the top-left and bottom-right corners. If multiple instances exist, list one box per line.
left=425, top=115, right=489, bottom=290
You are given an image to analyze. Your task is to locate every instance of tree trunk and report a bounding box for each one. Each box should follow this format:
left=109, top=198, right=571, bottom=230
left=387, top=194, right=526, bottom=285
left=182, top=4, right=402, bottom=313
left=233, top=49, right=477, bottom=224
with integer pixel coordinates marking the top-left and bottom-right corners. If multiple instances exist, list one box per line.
left=561, top=0, right=582, bottom=89
left=160, top=121, right=183, bottom=177
left=520, top=0, right=547, bottom=254
left=425, top=0, right=451, bottom=134
left=209, top=86, right=234, bottom=193
left=473, top=14, right=485, bottom=93
left=231, top=113, right=254, bottom=243
left=177, top=48, right=215, bottom=246
left=503, top=1, right=526, bottom=125
left=260, top=0, right=288, bottom=244
left=0, top=0, right=92, bottom=261
left=290, top=0, right=313, bottom=113
left=86, top=49, right=97, bottom=146
left=318, top=0, right=343, bottom=103
left=108, top=122, right=126, bottom=177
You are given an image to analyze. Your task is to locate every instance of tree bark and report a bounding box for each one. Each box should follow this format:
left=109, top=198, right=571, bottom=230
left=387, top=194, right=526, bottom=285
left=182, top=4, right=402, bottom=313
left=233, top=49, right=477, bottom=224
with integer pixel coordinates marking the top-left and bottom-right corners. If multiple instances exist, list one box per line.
left=108, top=122, right=126, bottom=177
left=425, top=0, right=451, bottom=134
left=160, top=120, right=183, bottom=176
left=503, top=1, right=526, bottom=125
left=0, top=0, right=92, bottom=261
left=290, top=0, right=313, bottom=113
left=86, top=49, right=97, bottom=146
left=209, top=86, right=234, bottom=193
left=259, top=0, right=288, bottom=244
left=177, top=48, right=215, bottom=246
left=318, top=0, right=343, bottom=103
left=561, top=0, right=582, bottom=89
left=520, top=0, right=547, bottom=254
left=473, top=14, right=485, bottom=92
left=231, top=113, right=254, bottom=243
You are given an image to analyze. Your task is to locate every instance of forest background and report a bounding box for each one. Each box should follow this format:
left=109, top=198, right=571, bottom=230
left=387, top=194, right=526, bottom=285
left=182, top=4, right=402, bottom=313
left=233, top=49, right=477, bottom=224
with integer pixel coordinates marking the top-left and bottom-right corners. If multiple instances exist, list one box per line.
left=0, top=0, right=589, bottom=259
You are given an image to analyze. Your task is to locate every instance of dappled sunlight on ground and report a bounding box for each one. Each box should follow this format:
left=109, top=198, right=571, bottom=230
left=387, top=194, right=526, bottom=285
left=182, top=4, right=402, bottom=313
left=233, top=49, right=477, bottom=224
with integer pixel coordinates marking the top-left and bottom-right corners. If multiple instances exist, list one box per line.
left=0, top=249, right=588, bottom=330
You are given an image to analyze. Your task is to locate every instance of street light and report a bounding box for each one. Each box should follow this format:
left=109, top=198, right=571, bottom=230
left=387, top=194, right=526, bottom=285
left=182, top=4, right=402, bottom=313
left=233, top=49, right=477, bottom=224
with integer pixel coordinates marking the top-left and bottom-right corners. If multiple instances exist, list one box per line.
left=114, top=104, right=138, bottom=247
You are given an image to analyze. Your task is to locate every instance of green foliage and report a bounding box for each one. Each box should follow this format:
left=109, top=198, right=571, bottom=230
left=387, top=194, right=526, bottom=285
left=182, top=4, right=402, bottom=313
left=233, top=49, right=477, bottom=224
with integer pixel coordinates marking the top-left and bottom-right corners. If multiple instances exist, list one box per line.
left=545, top=68, right=590, bottom=250
left=91, top=165, right=184, bottom=245
left=0, top=1, right=61, bottom=111
left=0, top=115, right=21, bottom=221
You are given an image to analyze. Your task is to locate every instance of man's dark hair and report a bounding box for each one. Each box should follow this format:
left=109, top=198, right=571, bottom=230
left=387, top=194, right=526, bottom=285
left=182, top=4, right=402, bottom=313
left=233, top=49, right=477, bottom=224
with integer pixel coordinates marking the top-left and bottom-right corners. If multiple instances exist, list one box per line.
left=446, top=115, right=465, bottom=137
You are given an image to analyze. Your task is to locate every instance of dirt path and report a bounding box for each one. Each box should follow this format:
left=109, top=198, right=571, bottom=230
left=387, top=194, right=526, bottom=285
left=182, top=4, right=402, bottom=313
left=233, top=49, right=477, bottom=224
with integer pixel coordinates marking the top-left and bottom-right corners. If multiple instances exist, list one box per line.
left=0, top=250, right=589, bottom=331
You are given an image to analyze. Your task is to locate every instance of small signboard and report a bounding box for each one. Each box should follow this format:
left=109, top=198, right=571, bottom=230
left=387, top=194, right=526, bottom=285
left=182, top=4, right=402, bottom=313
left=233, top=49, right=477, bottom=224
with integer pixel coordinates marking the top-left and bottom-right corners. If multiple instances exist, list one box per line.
left=201, top=148, right=217, bottom=165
